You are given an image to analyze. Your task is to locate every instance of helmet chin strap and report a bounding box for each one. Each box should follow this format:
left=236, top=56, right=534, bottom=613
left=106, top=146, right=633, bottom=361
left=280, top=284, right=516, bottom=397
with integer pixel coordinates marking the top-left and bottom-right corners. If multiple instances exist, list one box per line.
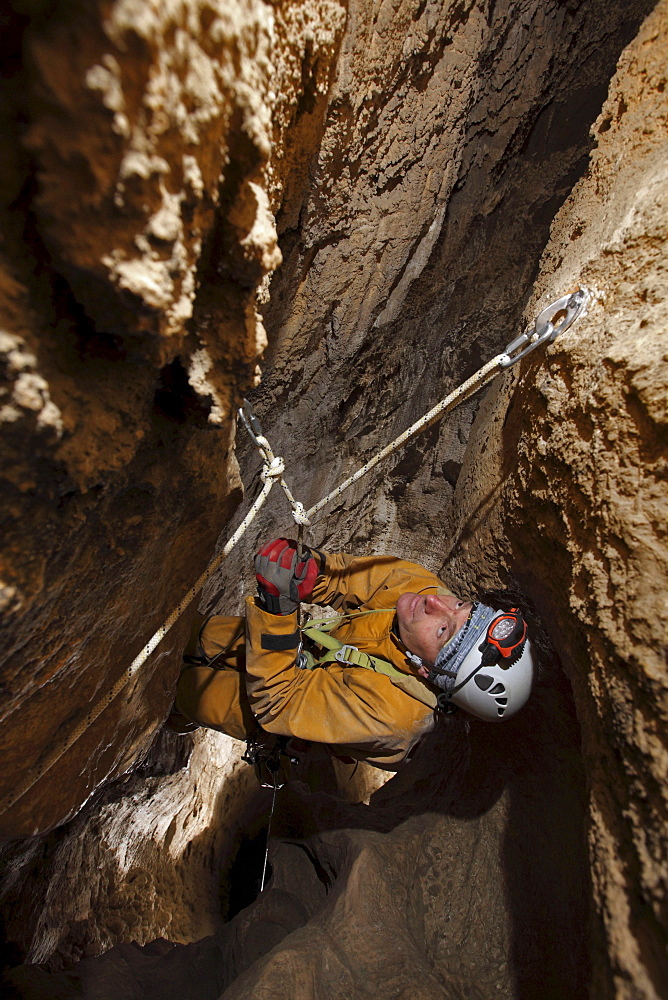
left=405, top=650, right=425, bottom=668
left=392, top=615, right=427, bottom=668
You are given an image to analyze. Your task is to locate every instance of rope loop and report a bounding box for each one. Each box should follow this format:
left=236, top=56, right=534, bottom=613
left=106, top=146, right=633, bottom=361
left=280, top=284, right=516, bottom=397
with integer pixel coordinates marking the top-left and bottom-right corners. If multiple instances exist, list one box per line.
left=261, top=456, right=286, bottom=481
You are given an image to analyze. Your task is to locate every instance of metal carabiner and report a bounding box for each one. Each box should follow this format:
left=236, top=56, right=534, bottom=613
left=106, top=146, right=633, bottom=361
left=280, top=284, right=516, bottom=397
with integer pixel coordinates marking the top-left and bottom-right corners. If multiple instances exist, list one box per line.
left=238, top=398, right=265, bottom=445
left=500, top=288, right=590, bottom=369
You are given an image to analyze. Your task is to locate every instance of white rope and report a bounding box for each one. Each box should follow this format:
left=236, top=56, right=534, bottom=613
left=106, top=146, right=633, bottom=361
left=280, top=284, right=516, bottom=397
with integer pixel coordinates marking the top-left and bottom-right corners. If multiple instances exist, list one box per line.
left=0, top=476, right=275, bottom=815
left=0, top=345, right=521, bottom=813
left=260, top=772, right=279, bottom=892
left=260, top=456, right=285, bottom=480
left=253, top=436, right=310, bottom=525
left=305, top=354, right=506, bottom=521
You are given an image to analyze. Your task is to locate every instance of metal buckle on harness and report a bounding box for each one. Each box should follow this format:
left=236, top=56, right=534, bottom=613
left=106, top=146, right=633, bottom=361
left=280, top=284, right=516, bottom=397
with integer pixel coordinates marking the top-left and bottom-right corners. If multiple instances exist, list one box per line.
left=334, top=644, right=359, bottom=665
left=500, top=288, right=590, bottom=369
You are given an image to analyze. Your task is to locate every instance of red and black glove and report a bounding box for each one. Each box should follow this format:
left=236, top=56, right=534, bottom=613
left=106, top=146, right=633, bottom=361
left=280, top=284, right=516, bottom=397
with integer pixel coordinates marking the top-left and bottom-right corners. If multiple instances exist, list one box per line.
left=254, top=538, right=319, bottom=615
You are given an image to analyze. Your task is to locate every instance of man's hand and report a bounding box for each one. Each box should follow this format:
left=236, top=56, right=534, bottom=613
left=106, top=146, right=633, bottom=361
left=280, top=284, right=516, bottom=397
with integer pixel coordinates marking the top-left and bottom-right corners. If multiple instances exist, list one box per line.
left=255, top=538, right=319, bottom=615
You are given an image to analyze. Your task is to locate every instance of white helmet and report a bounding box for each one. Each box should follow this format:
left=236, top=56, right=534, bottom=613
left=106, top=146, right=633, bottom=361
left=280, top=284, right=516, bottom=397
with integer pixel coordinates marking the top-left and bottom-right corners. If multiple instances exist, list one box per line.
left=429, top=604, right=535, bottom=722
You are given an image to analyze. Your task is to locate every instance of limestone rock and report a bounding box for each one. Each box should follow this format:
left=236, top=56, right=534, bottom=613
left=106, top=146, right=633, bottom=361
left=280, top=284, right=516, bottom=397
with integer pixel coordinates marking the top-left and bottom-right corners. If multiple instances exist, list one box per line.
left=1, top=1, right=666, bottom=999
left=0, top=0, right=344, bottom=838
left=448, top=5, right=668, bottom=994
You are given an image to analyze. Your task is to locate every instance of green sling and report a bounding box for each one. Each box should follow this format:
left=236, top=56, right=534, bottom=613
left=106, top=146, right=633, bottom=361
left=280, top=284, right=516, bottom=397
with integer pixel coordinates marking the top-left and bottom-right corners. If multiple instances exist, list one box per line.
left=300, top=615, right=438, bottom=711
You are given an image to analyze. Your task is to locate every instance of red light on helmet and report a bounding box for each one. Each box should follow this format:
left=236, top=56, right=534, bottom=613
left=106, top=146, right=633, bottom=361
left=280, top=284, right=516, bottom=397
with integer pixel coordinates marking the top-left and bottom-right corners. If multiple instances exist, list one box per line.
left=487, top=609, right=527, bottom=661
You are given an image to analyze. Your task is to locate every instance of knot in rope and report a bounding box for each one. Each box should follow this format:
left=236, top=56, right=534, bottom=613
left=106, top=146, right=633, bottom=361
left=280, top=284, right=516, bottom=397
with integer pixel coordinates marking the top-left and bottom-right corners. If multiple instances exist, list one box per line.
left=261, top=456, right=286, bottom=481
left=290, top=501, right=311, bottom=527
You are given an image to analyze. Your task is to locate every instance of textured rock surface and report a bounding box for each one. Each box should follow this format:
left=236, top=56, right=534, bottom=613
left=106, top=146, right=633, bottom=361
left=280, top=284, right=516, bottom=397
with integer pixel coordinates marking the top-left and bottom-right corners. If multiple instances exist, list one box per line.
left=0, top=0, right=344, bottom=838
left=7, top=709, right=591, bottom=1000
left=0, top=728, right=256, bottom=968
left=214, top=0, right=658, bottom=589
left=0, top=1, right=666, bottom=999
left=0, top=727, right=387, bottom=972
left=447, top=6, right=668, bottom=995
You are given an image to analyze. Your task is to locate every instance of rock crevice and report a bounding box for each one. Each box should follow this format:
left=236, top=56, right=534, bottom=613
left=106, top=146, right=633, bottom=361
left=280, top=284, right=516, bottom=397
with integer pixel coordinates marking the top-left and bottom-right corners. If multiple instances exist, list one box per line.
left=1, top=2, right=666, bottom=999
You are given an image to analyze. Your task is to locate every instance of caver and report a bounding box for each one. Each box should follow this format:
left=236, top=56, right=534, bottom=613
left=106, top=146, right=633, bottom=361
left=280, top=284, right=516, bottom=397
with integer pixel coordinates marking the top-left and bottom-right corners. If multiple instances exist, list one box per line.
left=172, top=538, right=536, bottom=771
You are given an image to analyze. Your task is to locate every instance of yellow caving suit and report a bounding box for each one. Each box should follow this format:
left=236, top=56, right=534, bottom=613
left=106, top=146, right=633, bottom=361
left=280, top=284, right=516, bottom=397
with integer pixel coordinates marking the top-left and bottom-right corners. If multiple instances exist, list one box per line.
left=176, top=553, right=452, bottom=769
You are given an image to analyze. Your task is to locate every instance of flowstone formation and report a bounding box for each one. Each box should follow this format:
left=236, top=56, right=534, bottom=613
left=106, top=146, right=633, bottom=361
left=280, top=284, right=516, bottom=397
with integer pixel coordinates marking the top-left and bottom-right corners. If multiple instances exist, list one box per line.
left=1, top=1, right=666, bottom=999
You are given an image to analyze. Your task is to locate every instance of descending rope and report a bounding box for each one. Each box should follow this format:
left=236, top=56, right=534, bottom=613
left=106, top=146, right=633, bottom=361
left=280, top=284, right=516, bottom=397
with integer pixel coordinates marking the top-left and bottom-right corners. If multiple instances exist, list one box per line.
left=260, top=771, right=280, bottom=892
left=0, top=289, right=590, bottom=815
left=0, top=476, right=275, bottom=815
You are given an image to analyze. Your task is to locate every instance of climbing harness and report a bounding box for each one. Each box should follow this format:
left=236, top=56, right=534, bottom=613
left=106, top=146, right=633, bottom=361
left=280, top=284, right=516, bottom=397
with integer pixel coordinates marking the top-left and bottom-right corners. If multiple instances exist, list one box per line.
left=239, top=606, right=436, bottom=798
left=0, top=289, right=589, bottom=815
left=298, top=609, right=439, bottom=709
left=295, top=607, right=391, bottom=668
left=242, top=731, right=302, bottom=789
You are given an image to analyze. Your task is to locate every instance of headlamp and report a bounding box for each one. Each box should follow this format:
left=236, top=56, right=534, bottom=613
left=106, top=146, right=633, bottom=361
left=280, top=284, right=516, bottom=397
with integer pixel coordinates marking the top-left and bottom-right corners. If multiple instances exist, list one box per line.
left=484, top=608, right=527, bottom=665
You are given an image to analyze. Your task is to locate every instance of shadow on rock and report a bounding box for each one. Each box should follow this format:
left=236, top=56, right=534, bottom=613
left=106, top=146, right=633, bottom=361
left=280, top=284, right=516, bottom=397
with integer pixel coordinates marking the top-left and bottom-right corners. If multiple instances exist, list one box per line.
left=4, top=662, right=589, bottom=1000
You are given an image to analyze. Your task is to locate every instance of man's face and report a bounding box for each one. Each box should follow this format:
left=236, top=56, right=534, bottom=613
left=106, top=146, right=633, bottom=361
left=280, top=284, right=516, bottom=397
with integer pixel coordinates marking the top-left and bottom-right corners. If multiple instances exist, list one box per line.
left=396, top=592, right=472, bottom=666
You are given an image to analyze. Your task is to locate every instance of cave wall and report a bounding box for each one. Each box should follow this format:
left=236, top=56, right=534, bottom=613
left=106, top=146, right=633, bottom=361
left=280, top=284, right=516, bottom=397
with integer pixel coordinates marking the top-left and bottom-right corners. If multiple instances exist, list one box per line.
left=447, top=5, right=668, bottom=994
left=0, top=726, right=389, bottom=972
left=0, top=729, right=261, bottom=969
left=197, top=2, right=665, bottom=997
left=1, top=1, right=666, bottom=999
left=211, top=0, right=657, bottom=596
left=0, top=0, right=345, bottom=838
